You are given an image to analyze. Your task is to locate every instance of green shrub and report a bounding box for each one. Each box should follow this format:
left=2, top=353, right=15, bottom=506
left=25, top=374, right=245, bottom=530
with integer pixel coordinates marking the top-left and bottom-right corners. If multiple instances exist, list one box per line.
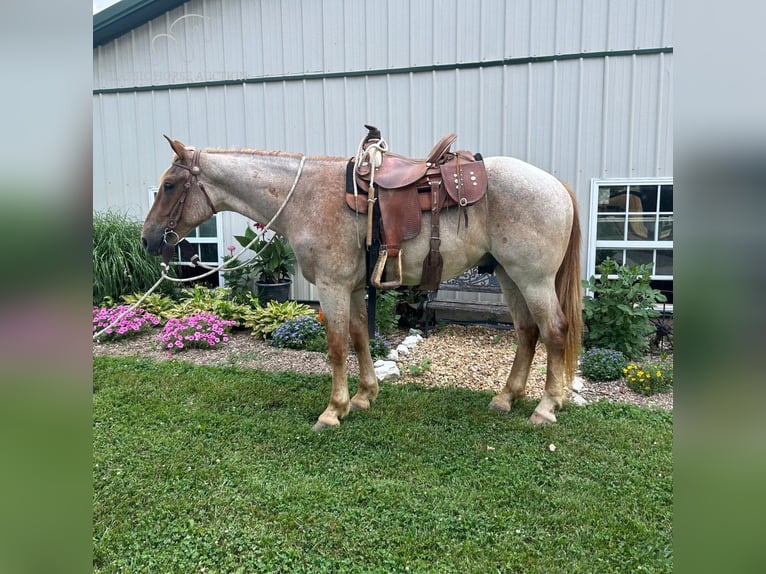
left=244, top=300, right=315, bottom=339
left=270, top=316, right=327, bottom=352
left=580, top=347, right=627, bottom=382
left=220, top=252, right=255, bottom=302
left=375, top=290, right=401, bottom=335
left=582, top=259, right=666, bottom=358
left=93, top=210, right=172, bottom=304
left=624, top=360, right=673, bottom=395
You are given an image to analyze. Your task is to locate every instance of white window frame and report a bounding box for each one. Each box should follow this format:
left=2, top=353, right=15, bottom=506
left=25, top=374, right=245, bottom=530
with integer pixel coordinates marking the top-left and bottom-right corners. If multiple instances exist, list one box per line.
left=586, top=177, right=673, bottom=311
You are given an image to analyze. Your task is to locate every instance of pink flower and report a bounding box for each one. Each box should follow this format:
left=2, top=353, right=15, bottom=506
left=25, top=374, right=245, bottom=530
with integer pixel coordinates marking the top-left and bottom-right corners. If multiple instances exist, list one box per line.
left=227, top=245, right=235, bottom=253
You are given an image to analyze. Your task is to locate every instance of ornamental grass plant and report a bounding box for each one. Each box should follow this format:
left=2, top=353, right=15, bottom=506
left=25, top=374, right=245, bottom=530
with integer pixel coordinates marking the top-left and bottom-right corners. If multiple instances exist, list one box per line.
left=93, top=210, right=173, bottom=304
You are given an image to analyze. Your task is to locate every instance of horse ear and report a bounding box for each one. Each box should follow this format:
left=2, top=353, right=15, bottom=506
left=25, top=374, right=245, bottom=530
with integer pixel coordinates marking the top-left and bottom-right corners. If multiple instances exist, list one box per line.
left=163, top=134, right=187, bottom=160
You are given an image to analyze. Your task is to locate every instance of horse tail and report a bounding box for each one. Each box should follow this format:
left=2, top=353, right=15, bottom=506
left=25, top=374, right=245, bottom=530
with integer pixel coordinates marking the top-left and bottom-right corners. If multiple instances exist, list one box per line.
left=555, top=181, right=583, bottom=384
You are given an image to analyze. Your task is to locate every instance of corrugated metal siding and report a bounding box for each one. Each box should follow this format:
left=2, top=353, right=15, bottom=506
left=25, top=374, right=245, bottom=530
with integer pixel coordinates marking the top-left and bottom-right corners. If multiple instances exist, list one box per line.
left=94, top=0, right=672, bottom=303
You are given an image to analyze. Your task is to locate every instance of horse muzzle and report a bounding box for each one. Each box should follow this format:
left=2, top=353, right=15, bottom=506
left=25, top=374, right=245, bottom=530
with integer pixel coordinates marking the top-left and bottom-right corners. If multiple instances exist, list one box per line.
left=141, top=233, right=165, bottom=256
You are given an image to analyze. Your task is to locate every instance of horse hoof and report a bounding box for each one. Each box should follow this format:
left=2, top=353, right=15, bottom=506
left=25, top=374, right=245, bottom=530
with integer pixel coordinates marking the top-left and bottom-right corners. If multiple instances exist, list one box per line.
left=350, top=399, right=370, bottom=412
left=488, top=399, right=511, bottom=414
left=528, top=410, right=557, bottom=425
left=311, top=420, right=337, bottom=432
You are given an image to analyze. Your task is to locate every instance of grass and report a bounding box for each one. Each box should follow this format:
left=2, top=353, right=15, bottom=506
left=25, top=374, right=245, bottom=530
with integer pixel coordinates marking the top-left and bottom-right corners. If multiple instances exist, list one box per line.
left=93, top=356, right=672, bottom=573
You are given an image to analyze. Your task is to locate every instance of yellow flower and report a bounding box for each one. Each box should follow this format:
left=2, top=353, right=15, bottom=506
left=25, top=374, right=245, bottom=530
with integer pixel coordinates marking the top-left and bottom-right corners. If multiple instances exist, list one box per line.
left=638, top=371, right=644, bottom=377
left=656, top=371, right=662, bottom=377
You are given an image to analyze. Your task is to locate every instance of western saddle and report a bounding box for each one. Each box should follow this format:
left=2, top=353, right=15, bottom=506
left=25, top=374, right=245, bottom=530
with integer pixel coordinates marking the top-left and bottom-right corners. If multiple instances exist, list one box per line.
left=346, top=125, right=488, bottom=290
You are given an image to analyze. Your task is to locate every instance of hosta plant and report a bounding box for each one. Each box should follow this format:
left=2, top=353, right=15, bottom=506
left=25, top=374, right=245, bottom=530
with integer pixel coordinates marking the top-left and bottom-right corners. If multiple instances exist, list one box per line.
left=168, top=285, right=254, bottom=327
left=244, top=300, right=315, bottom=339
left=120, top=292, right=177, bottom=321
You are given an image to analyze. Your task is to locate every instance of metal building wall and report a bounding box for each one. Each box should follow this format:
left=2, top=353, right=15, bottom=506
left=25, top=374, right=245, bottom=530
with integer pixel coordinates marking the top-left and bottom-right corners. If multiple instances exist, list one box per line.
left=93, top=0, right=673, bottom=302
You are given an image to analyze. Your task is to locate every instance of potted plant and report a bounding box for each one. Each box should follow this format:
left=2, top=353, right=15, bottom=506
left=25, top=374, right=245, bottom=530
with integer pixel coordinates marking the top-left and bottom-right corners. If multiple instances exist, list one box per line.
left=234, top=223, right=296, bottom=304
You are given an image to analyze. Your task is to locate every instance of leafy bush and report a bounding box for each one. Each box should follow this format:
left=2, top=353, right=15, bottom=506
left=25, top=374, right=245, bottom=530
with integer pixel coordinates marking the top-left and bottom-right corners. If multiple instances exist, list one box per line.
left=157, top=313, right=236, bottom=352
left=624, top=360, right=673, bottom=395
left=271, top=315, right=327, bottom=352
left=582, top=259, right=666, bottom=358
left=220, top=249, right=255, bottom=302
left=93, top=210, right=173, bottom=304
left=375, top=290, right=401, bottom=335
left=580, top=347, right=627, bottom=382
left=245, top=300, right=315, bottom=339
left=93, top=305, right=160, bottom=341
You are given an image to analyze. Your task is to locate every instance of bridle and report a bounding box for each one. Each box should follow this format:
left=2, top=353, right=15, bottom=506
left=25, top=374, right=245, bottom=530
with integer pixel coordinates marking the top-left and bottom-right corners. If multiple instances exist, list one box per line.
left=162, top=149, right=217, bottom=242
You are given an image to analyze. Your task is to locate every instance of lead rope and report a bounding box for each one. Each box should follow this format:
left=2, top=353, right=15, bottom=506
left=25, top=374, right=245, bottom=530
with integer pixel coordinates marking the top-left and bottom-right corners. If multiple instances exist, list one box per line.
left=93, top=155, right=306, bottom=341
left=352, top=136, right=388, bottom=248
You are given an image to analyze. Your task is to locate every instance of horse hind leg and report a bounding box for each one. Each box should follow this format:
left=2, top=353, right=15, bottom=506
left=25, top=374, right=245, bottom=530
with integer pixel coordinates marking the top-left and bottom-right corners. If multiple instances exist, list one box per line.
left=348, top=287, right=379, bottom=412
left=489, top=273, right=540, bottom=414
left=492, top=269, right=569, bottom=424
left=522, top=286, right=569, bottom=425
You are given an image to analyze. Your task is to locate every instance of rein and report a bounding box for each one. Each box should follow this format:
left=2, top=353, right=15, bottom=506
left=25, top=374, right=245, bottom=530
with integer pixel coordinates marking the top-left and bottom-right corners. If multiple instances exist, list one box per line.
left=93, top=152, right=306, bottom=341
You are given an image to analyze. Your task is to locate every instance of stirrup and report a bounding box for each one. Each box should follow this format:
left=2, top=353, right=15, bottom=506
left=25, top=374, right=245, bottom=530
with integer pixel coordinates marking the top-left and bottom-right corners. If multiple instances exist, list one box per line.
left=370, top=249, right=402, bottom=289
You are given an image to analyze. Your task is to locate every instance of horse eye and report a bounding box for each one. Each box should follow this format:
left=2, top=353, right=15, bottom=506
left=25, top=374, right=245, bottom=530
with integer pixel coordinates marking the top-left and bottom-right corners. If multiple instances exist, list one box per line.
left=163, top=182, right=175, bottom=191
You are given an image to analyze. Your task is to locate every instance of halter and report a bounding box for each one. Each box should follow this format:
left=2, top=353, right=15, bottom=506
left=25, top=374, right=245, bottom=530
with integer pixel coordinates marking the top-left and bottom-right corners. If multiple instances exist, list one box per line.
left=163, top=149, right=217, bottom=233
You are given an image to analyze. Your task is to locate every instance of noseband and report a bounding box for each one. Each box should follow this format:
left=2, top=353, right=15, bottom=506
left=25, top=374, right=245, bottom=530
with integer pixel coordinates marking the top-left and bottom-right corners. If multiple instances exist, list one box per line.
left=164, top=149, right=217, bottom=234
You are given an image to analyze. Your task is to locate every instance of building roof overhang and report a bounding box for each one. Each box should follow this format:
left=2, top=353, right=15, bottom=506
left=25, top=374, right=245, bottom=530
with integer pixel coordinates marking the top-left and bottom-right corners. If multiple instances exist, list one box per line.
left=93, top=0, right=190, bottom=47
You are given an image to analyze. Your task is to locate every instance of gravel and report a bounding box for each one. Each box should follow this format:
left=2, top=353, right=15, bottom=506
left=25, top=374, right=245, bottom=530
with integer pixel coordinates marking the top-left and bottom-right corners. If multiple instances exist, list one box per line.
left=93, top=324, right=672, bottom=411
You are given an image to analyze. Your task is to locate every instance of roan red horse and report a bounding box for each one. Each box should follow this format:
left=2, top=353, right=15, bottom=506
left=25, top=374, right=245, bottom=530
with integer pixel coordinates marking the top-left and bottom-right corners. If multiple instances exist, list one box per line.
left=142, top=131, right=582, bottom=431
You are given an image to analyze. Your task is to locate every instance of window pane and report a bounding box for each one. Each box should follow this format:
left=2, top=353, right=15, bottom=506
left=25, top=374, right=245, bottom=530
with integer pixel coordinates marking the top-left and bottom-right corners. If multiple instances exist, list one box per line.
left=627, top=214, right=656, bottom=240
left=631, top=185, right=659, bottom=212
left=597, top=186, right=628, bottom=212
left=199, top=243, right=219, bottom=262
left=656, top=249, right=673, bottom=275
left=596, top=214, right=625, bottom=240
left=625, top=249, right=654, bottom=269
left=658, top=215, right=673, bottom=240
left=198, top=217, right=218, bottom=237
left=596, top=248, right=623, bottom=267
left=659, top=185, right=673, bottom=212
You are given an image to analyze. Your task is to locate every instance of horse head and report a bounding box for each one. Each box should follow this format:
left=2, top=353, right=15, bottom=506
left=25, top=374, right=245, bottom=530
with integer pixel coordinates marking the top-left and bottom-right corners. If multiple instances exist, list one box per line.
left=141, top=135, right=217, bottom=257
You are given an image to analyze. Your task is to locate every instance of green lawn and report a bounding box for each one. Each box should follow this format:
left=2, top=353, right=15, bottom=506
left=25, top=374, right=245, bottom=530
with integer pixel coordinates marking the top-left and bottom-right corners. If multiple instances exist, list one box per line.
left=93, top=356, right=672, bottom=573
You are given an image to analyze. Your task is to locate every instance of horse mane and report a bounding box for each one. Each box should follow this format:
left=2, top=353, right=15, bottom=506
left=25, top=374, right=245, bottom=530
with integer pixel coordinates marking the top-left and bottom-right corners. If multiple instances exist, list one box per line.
left=204, top=148, right=302, bottom=158
left=203, top=148, right=345, bottom=162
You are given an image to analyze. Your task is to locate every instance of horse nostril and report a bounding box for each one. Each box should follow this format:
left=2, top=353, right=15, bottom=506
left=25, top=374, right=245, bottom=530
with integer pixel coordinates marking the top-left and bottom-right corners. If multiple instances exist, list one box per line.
left=141, top=237, right=148, bottom=250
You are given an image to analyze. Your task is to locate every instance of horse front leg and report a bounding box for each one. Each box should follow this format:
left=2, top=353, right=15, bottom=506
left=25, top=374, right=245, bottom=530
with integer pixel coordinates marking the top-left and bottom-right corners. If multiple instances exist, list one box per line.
left=348, top=287, right=379, bottom=412
left=312, top=288, right=352, bottom=432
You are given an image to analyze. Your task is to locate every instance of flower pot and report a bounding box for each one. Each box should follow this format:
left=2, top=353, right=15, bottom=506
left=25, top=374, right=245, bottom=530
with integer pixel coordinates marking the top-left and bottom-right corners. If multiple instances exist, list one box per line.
left=255, top=280, right=292, bottom=305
